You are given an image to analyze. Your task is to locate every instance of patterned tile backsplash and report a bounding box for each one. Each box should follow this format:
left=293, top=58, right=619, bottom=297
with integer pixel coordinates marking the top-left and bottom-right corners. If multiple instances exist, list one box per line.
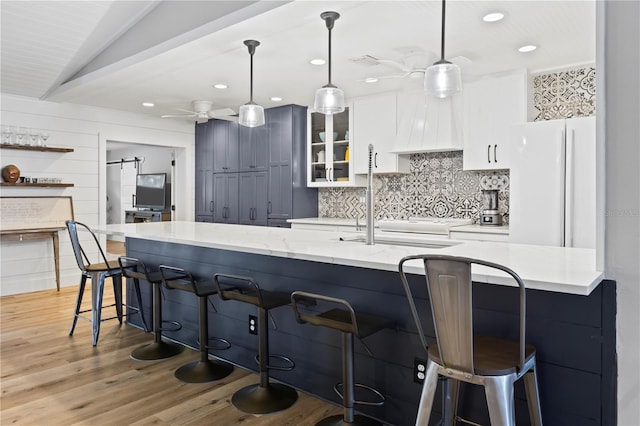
left=318, top=66, right=595, bottom=223
left=319, top=151, right=509, bottom=224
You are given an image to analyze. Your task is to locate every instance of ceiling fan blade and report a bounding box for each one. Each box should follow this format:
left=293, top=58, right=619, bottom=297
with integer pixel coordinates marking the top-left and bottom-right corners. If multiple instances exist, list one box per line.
left=375, top=58, right=409, bottom=72
left=214, top=116, right=239, bottom=123
left=450, top=55, right=472, bottom=68
left=359, top=71, right=411, bottom=82
left=209, top=108, right=237, bottom=117
left=175, top=108, right=198, bottom=114
left=161, top=114, right=197, bottom=118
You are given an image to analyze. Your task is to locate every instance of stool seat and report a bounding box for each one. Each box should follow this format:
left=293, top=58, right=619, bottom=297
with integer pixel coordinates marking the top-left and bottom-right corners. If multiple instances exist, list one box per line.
left=428, top=335, right=537, bottom=376
left=220, top=288, right=291, bottom=310
left=307, top=308, right=392, bottom=339
left=119, top=256, right=184, bottom=361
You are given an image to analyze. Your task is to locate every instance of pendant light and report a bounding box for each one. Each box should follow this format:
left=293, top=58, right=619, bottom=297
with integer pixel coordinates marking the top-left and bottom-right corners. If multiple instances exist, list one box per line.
left=313, top=11, right=345, bottom=115
left=239, top=40, right=265, bottom=127
left=425, top=0, right=462, bottom=98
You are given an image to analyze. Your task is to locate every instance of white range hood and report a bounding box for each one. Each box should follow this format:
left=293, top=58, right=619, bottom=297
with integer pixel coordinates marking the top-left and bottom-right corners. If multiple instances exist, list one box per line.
left=390, top=90, right=464, bottom=154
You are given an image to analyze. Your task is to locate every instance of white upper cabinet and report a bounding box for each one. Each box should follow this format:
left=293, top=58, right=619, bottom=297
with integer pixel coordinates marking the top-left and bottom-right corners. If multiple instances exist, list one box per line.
left=352, top=93, right=409, bottom=174
left=307, top=104, right=365, bottom=187
left=462, top=69, right=527, bottom=170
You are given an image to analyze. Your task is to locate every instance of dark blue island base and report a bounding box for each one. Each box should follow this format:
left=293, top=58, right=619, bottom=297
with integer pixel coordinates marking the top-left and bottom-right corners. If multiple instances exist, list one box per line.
left=125, top=237, right=616, bottom=426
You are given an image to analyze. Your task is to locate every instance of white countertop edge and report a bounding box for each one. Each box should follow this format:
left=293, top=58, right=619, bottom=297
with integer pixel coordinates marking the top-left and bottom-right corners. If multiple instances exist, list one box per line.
left=102, top=222, right=603, bottom=296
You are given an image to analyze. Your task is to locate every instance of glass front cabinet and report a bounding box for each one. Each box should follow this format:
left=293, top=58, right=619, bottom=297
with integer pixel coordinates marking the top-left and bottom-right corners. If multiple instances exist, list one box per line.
left=307, top=104, right=365, bottom=187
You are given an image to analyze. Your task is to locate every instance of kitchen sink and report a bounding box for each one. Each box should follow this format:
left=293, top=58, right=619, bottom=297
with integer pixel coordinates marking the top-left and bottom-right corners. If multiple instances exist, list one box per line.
left=339, top=234, right=461, bottom=249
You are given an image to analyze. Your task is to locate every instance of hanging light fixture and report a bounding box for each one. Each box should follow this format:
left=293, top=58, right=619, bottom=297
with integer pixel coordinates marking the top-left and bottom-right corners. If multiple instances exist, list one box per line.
left=425, top=0, right=462, bottom=98
left=313, top=11, right=345, bottom=115
left=239, top=40, right=265, bottom=127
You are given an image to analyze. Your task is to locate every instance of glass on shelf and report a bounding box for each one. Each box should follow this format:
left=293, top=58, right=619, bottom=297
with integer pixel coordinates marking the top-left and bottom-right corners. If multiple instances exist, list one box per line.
left=15, top=127, right=27, bottom=145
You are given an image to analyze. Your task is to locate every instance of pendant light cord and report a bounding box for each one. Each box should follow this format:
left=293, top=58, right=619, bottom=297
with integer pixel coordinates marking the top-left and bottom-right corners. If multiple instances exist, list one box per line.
left=249, top=51, right=254, bottom=102
left=440, top=0, right=446, bottom=61
left=327, top=24, right=333, bottom=85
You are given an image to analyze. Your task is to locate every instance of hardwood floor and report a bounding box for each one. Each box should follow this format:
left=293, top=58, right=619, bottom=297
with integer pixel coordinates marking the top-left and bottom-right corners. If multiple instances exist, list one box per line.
left=0, top=245, right=343, bottom=425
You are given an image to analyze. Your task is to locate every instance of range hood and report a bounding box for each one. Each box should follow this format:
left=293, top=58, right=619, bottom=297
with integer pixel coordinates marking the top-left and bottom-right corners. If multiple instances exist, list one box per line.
left=390, top=90, right=464, bottom=154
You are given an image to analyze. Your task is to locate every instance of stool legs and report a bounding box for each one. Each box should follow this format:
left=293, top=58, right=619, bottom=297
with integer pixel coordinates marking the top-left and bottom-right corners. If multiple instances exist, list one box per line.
left=523, top=367, right=542, bottom=426
left=485, top=375, right=516, bottom=426
left=317, top=332, right=382, bottom=426
left=174, top=296, right=233, bottom=383
left=131, top=281, right=183, bottom=361
left=69, top=274, right=88, bottom=336
left=231, top=306, right=298, bottom=414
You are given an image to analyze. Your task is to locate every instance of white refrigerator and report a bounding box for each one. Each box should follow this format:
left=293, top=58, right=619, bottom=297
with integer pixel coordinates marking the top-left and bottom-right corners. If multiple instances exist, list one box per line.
left=509, top=116, right=596, bottom=248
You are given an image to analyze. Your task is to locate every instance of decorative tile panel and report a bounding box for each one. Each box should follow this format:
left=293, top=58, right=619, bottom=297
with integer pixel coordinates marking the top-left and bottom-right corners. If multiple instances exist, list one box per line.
left=319, top=151, right=510, bottom=224
left=532, top=67, right=596, bottom=121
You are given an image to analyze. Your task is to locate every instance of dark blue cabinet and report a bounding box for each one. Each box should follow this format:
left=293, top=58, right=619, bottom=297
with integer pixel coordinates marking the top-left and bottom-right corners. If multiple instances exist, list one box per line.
left=239, top=124, right=268, bottom=171
left=196, top=106, right=317, bottom=227
left=213, top=173, right=238, bottom=223
left=195, top=122, right=214, bottom=221
left=239, top=171, right=268, bottom=226
left=267, top=105, right=317, bottom=224
left=212, top=120, right=239, bottom=173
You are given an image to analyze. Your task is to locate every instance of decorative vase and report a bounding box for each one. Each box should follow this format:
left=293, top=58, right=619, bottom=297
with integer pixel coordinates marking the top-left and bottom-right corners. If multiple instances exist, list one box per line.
left=2, top=164, right=20, bottom=183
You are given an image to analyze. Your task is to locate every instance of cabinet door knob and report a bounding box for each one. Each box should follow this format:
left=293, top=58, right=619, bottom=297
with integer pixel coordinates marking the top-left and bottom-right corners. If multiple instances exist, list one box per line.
left=210, top=201, right=214, bottom=212
left=487, top=145, right=491, bottom=163
left=494, top=144, right=498, bottom=163
left=268, top=201, right=272, bottom=214
left=374, top=152, right=378, bottom=168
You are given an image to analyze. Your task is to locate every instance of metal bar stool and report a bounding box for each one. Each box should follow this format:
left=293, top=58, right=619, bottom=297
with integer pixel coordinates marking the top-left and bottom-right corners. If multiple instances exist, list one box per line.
left=291, top=291, right=391, bottom=426
left=398, top=254, right=542, bottom=426
left=118, top=256, right=183, bottom=360
left=66, top=220, right=148, bottom=346
left=159, top=265, right=233, bottom=383
left=213, top=273, right=297, bottom=414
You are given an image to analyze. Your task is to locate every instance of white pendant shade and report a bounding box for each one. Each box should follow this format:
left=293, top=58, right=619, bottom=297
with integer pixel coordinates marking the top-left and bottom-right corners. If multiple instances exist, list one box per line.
left=238, top=103, right=265, bottom=127
left=314, top=85, right=345, bottom=114
left=425, top=62, right=462, bottom=98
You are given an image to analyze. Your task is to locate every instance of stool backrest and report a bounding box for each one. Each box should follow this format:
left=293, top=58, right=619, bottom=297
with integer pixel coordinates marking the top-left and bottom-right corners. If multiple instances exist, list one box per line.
left=398, top=254, right=527, bottom=374
left=158, top=265, right=199, bottom=295
left=65, top=220, right=112, bottom=272
left=213, top=273, right=264, bottom=306
left=290, top=291, right=360, bottom=336
left=118, top=256, right=152, bottom=281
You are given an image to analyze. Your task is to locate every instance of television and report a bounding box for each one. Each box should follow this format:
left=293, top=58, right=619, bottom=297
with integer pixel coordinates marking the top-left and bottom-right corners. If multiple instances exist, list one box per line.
left=135, top=173, right=168, bottom=211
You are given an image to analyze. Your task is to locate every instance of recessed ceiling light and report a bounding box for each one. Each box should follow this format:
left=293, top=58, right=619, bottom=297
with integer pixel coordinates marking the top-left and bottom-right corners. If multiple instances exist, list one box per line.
left=142, top=102, right=154, bottom=107
left=364, top=77, right=379, bottom=83
left=518, top=45, right=537, bottom=53
left=213, top=83, right=228, bottom=89
left=310, top=59, right=326, bottom=66
left=483, top=12, right=504, bottom=22
left=271, top=97, right=283, bottom=102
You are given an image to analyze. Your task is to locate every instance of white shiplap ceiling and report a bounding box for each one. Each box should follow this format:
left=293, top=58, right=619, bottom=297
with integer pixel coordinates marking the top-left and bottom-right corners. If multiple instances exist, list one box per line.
left=0, top=1, right=595, bottom=121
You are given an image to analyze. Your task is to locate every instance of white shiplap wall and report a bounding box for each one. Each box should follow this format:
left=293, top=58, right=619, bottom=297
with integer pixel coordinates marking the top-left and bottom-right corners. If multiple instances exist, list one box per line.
left=0, top=94, right=194, bottom=296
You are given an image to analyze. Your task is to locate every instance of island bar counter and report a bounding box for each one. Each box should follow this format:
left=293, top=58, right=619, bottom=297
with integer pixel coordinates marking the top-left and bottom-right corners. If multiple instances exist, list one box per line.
left=107, top=221, right=614, bottom=426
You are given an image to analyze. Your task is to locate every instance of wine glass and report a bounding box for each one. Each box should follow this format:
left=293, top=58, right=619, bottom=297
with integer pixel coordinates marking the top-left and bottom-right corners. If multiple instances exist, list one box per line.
left=29, top=129, right=40, bottom=146
left=1, top=125, right=14, bottom=144
left=16, top=127, right=27, bottom=145
left=40, top=132, right=49, bottom=146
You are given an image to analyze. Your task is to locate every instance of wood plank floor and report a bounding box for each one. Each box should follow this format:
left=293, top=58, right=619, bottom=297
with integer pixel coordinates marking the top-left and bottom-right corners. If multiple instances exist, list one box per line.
left=0, top=241, right=343, bottom=425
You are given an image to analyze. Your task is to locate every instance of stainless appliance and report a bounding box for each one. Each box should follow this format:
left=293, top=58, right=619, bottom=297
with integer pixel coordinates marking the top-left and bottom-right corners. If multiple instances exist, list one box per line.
left=480, top=189, right=502, bottom=226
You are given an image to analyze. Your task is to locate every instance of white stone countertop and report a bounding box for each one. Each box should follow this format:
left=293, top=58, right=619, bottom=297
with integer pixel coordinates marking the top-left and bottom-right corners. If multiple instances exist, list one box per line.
left=452, top=224, right=510, bottom=234
left=103, top=221, right=603, bottom=296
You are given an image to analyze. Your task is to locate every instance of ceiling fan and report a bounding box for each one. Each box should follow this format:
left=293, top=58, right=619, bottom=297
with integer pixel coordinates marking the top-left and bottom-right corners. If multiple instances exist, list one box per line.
left=161, top=100, right=238, bottom=123
left=354, top=51, right=471, bottom=82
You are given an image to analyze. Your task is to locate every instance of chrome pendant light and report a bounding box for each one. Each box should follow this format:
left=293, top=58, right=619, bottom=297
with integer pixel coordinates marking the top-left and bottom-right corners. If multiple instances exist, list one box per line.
left=239, top=40, right=265, bottom=127
left=313, top=11, right=345, bottom=115
left=425, top=0, right=462, bottom=98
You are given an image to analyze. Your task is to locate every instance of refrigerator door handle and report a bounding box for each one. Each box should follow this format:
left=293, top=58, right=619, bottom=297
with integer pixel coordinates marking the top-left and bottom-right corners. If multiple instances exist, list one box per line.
left=565, top=128, right=575, bottom=248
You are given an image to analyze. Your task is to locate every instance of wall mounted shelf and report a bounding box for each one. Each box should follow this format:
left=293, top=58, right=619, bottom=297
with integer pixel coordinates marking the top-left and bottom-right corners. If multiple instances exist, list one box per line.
left=0, top=183, right=74, bottom=187
left=0, top=144, right=74, bottom=153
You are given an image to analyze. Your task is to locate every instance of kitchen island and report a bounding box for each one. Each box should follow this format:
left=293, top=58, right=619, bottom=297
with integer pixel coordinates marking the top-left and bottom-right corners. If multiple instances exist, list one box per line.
left=106, top=221, right=614, bottom=426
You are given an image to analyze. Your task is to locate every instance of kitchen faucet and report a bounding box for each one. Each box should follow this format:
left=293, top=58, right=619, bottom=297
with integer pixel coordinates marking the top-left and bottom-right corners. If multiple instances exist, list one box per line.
left=365, top=144, right=375, bottom=245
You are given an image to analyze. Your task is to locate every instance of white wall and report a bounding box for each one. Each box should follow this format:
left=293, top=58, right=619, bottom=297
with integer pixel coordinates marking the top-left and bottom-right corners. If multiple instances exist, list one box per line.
left=0, top=94, right=194, bottom=296
left=600, top=1, right=640, bottom=425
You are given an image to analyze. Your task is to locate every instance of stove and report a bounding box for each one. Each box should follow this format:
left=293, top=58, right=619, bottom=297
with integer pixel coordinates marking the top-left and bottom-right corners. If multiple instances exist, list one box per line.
left=377, top=217, right=473, bottom=235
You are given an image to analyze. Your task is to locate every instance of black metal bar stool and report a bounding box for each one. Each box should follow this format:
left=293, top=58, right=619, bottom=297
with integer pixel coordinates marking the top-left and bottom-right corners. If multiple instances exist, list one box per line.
left=213, top=273, right=297, bottom=414
left=66, top=220, right=148, bottom=346
left=159, top=265, right=234, bottom=383
left=118, top=256, right=183, bottom=361
left=291, top=291, right=391, bottom=426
